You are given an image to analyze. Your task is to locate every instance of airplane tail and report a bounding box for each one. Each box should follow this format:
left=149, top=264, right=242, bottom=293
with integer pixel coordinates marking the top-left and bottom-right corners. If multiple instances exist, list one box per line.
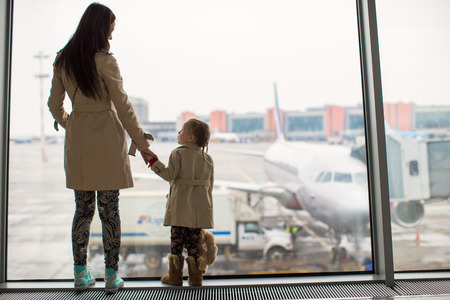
left=273, top=82, right=286, bottom=142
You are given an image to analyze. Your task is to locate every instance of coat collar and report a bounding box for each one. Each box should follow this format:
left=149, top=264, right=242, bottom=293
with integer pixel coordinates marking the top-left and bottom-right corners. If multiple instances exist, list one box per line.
left=178, top=143, right=201, bottom=150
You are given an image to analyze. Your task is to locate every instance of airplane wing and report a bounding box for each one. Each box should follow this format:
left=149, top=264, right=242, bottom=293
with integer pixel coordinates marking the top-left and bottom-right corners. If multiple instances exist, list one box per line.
left=215, top=180, right=279, bottom=193
left=211, top=148, right=265, bottom=157
left=214, top=180, right=304, bottom=210
left=133, top=172, right=164, bottom=181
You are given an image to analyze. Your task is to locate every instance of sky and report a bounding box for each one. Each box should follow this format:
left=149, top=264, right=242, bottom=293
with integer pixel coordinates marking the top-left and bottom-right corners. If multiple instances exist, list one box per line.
left=9, top=0, right=450, bottom=137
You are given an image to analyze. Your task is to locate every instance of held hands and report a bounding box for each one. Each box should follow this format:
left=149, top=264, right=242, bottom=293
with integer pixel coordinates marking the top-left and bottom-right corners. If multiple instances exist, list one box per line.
left=140, top=148, right=157, bottom=166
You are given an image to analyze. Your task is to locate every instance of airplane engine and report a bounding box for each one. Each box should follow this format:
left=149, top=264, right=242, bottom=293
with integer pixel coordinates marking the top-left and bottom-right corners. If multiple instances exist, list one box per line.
left=391, top=200, right=425, bottom=228
left=280, top=192, right=304, bottom=210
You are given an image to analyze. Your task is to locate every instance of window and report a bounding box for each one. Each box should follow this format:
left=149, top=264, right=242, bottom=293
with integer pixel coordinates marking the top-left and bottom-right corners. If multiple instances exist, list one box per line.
left=287, top=115, right=324, bottom=132
left=377, top=0, right=450, bottom=272
left=354, top=172, right=368, bottom=185
left=348, top=114, right=364, bottom=130
left=244, top=222, right=262, bottom=234
left=230, top=116, right=265, bottom=133
left=315, top=171, right=325, bottom=183
left=409, top=161, right=419, bottom=176
left=415, top=111, right=450, bottom=130
left=321, top=172, right=332, bottom=183
left=8, top=0, right=371, bottom=280
left=334, top=172, right=352, bottom=183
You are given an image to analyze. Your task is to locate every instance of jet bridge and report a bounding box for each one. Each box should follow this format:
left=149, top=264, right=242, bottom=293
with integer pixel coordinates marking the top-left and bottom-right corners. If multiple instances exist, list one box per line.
left=352, top=133, right=450, bottom=228
left=386, top=134, right=450, bottom=202
left=427, top=140, right=450, bottom=199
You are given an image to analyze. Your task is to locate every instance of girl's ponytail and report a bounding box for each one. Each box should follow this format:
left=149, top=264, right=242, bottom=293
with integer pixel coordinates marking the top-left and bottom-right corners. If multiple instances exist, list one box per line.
left=187, top=118, right=213, bottom=166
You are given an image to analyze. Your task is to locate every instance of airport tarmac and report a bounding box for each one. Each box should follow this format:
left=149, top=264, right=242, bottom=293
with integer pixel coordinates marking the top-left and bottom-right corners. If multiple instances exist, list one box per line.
left=6, top=140, right=450, bottom=280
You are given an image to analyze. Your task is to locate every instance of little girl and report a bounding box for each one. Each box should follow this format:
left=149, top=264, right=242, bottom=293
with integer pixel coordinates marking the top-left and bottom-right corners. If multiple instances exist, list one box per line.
left=144, top=118, right=214, bottom=286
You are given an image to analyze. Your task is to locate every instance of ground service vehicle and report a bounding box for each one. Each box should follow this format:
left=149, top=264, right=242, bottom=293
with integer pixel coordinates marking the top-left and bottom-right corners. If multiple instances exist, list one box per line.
left=90, top=190, right=292, bottom=269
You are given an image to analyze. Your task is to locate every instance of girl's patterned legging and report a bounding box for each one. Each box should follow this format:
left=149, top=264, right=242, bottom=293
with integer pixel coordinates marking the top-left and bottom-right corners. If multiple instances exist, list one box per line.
left=72, top=190, right=121, bottom=271
left=171, top=226, right=201, bottom=259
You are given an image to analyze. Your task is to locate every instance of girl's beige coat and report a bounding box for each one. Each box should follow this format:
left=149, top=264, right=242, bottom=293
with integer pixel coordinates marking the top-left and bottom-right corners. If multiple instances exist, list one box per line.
left=151, top=143, right=214, bottom=229
left=48, top=51, right=150, bottom=191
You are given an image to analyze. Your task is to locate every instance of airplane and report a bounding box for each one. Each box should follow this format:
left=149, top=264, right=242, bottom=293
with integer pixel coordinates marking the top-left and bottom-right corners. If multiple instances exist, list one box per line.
left=214, top=82, right=450, bottom=263
left=214, top=82, right=371, bottom=260
left=210, top=131, right=241, bottom=143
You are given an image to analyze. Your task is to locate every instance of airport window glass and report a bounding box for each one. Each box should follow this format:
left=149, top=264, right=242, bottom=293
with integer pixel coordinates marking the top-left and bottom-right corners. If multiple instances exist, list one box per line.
left=230, top=117, right=265, bottom=133
left=415, top=111, right=450, bottom=130
left=348, top=114, right=364, bottom=130
left=8, top=0, right=371, bottom=280
left=377, top=0, right=450, bottom=272
left=287, top=116, right=324, bottom=132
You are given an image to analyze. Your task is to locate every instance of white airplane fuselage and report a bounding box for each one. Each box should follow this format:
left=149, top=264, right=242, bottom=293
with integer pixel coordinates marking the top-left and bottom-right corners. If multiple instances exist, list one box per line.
left=263, top=140, right=370, bottom=234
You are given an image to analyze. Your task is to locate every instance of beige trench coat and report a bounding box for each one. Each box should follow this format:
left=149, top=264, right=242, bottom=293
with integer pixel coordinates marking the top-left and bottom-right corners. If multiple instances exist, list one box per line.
left=151, top=143, right=214, bottom=229
left=48, top=51, right=150, bottom=191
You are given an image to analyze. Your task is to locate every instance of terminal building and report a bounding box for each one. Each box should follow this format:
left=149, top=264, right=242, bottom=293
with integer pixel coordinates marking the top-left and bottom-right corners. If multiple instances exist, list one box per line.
left=131, top=98, right=450, bottom=143
left=385, top=102, right=450, bottom=137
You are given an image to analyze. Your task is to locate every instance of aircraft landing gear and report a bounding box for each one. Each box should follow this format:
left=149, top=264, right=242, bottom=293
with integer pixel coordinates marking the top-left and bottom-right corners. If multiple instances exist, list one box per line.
left=331, top=246, right=347, bottom=264
left=330, top=230, right=348, bottom=264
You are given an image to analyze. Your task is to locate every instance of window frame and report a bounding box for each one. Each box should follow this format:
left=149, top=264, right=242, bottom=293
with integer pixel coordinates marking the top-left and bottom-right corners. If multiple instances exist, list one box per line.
left=0, top=0, right=12, bottom=285
left=356, top=0, right=394, bottom=286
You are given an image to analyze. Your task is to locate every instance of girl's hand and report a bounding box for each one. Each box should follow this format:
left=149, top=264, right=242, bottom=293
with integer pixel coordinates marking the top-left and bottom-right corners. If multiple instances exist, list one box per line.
left=140, top=148, right=157, bottom=164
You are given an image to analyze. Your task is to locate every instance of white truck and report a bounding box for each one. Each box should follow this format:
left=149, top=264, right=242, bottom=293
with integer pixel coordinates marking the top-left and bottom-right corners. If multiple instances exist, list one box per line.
left=89, top=190, right=292, bottom=269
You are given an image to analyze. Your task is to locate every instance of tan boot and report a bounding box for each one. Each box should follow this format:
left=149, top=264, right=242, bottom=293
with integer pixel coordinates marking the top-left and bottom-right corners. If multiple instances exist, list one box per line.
left=161, top=255, right=184, bottom=286
left=186, top=256, right=203, bottom=286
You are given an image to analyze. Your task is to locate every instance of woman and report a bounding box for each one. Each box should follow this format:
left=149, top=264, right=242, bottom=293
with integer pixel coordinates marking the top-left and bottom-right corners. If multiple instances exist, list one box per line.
left=48, top=3, right=154, bottom=294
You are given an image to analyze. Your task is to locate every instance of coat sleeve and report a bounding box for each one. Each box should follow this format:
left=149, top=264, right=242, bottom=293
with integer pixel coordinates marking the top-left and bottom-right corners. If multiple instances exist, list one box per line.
left=47, top=60, right=69, bottom=129
left=210, top=161, right=214, bottom=193
left=151, top=150, right=181, bottom=182
left=207, top=154, right=214, bottom=194
left=101, top=54, right=150, bottom=151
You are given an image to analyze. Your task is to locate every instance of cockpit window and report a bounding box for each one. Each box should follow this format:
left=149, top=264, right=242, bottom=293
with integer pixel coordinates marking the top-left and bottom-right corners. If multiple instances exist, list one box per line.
left=321, top=172, right=332, bottom=182
left=315, top=171, right=325, bottom=182
left=318, top=172, right=366, bottom=183
left=334, top=172, right=352, bottom=183
left=354, top=172, right=367, bottom=185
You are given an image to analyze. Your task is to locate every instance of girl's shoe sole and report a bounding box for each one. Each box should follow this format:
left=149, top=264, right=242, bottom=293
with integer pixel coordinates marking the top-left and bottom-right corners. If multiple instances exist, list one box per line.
left=75, top=279, right=95, bottom=291
left=105, top=280, right=124, bottom=294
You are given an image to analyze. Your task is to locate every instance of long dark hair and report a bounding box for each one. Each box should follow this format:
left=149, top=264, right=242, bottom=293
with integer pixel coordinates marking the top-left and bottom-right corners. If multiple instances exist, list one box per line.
left=55, top=3, right=116, bottom=100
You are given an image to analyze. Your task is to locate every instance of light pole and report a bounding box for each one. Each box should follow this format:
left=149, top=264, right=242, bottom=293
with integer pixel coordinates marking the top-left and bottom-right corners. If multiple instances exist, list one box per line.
left=34, top=52, right=49, bottom=162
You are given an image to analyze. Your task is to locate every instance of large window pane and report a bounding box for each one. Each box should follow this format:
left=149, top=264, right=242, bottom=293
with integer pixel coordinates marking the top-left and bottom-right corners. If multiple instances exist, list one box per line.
left=9, top=0, right=372, bottom=280
left=377, top=0, right=450, bottom=272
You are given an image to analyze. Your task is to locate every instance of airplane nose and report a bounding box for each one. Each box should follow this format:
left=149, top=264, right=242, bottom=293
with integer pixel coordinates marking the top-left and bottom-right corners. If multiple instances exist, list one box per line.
left=337, top=189, right=370, bottom=219
left=334, top=191, right=370, bottom=233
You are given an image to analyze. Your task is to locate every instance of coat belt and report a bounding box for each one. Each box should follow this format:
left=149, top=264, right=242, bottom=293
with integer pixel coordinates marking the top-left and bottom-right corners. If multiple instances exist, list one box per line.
left=174, top=179, right=210, bottom=186
left=72, top=102, right=113, bottom=112
left=127, top=133, right=154, bottom=156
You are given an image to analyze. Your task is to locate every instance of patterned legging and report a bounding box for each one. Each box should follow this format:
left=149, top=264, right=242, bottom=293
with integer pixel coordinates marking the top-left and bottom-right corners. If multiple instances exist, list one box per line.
left=170, top=226, right=201, bottom=259
left=72, top=190, right=121, bottom=270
